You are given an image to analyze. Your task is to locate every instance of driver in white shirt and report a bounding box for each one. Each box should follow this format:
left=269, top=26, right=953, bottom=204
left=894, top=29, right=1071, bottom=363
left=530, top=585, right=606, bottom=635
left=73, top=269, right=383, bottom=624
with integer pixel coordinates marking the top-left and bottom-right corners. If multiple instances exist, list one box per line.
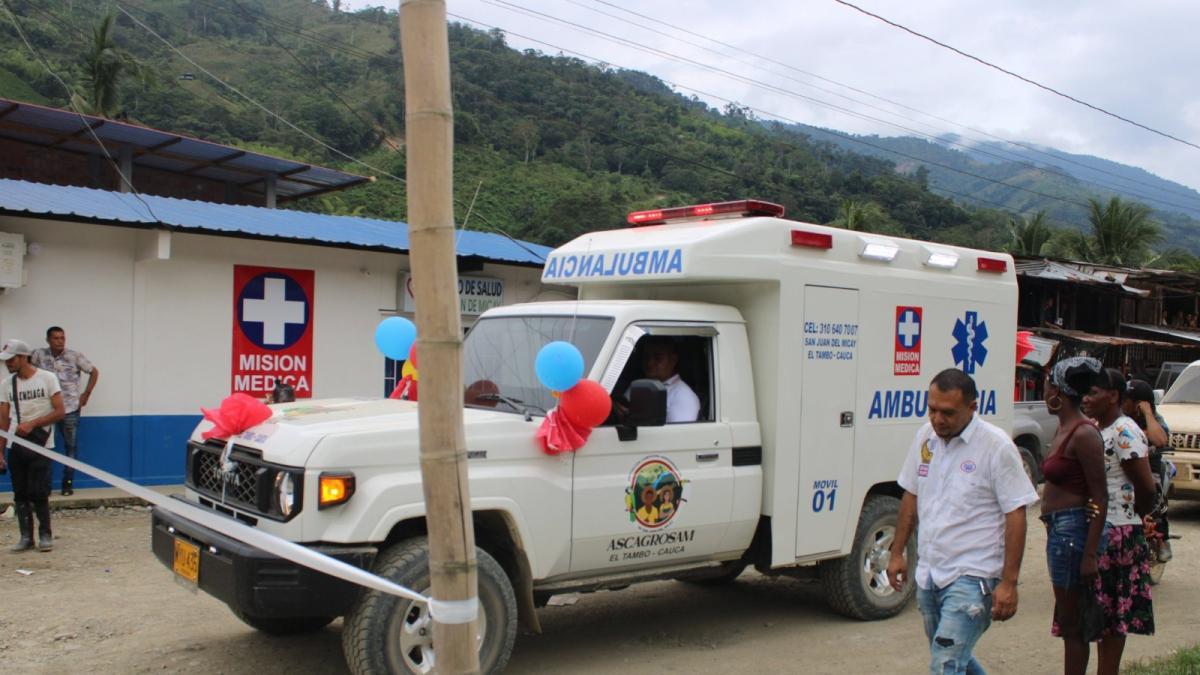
left=634, top=337, right=701, bottom=424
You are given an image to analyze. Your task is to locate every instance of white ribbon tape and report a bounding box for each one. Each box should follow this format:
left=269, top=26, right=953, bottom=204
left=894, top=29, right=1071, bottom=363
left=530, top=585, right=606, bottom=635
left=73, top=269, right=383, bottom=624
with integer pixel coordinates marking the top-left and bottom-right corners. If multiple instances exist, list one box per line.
left=428, top=596, right=480, bottom=624
left=0, top=429, right=427, bottom=604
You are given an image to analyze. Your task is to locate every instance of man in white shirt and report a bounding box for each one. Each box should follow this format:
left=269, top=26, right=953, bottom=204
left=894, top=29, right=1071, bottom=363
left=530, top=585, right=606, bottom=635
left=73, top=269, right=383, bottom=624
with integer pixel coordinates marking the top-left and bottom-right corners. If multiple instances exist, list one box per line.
left=1, top=338, right=65, bottom=552
left=887, top=368, right=1038, bottom=674
left=637, top=337, right=701, bottom=424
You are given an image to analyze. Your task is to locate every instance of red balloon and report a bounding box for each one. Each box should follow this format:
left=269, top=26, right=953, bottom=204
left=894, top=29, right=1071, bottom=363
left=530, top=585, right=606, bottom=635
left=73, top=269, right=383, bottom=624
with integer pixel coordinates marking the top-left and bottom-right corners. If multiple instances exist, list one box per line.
left=559, top=380, right=611, bottom=428
left=408, top=343, right=419, bottom=369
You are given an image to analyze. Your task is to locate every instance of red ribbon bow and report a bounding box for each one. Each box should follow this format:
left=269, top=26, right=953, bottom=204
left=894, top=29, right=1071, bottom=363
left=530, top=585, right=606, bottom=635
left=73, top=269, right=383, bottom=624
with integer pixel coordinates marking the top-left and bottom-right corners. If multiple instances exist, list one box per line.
left=201, top=393, right=273, bottom=441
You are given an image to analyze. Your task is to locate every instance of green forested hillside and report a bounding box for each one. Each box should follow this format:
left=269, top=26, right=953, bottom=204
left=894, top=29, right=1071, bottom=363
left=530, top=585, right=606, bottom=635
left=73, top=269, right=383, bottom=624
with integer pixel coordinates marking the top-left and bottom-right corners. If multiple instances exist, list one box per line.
left=0, top=0, right=1180, bottom=258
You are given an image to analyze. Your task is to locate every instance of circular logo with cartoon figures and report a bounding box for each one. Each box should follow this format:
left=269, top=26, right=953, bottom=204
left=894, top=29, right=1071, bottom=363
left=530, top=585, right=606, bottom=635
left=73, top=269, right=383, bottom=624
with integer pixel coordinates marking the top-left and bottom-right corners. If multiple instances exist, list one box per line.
left=625, top=457, right=687, bottom=530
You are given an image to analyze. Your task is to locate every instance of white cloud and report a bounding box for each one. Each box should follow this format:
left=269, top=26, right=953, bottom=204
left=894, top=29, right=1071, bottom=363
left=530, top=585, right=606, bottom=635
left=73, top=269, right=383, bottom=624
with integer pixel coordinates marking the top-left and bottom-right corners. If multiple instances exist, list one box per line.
left=342, top=0, right=1200, bottom=195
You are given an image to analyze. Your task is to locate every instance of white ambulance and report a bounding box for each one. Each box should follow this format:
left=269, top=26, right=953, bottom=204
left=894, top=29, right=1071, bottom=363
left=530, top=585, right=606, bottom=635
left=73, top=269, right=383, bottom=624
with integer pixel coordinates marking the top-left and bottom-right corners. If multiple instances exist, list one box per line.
left=151, top=200, right=1017, bottom=674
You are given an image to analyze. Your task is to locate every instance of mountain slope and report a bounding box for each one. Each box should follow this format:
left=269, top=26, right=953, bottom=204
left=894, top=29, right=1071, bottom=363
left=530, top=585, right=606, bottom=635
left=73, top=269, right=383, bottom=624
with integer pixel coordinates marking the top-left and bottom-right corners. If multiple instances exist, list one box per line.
left=0, top=0, right=1195, bottom=257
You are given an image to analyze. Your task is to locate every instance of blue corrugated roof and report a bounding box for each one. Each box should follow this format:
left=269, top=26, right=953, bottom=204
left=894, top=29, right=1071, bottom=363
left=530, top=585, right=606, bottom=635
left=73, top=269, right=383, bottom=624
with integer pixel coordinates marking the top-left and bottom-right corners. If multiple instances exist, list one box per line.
left=0, top=179, right=551, bottom=266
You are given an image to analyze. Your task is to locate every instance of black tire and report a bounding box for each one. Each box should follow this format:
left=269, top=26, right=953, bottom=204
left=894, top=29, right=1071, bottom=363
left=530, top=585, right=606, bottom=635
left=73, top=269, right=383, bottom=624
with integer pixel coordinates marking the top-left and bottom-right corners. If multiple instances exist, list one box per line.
left=675, top=560, right=748, bottom=586
left=231, top=609, right=334, bottom=636
left=343, top=537, right=518, bottom=675
left=1018, top=446, right=1042, bottom=485
left=820, top=495, right=916, bottom=620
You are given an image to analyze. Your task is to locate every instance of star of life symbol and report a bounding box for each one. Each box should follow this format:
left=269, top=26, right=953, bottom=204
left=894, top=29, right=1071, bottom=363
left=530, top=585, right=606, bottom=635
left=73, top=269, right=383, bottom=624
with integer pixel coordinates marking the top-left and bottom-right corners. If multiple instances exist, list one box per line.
left=952, top=311, right=989, bottom=374
left=240, top=275, right=307, bottom=348
left=897, top=309, right=921, bottom=348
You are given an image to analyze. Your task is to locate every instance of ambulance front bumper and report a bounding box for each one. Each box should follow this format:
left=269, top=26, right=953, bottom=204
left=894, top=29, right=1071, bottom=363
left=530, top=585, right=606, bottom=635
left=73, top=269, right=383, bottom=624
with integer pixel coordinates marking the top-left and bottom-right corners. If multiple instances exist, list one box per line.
left=151, top=504, right=376, bottom=618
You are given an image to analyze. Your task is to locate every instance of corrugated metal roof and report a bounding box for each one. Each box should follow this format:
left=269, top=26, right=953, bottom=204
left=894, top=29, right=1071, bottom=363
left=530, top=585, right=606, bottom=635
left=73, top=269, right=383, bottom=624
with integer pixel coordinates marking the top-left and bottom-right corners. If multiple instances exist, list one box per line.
left=0, top=179, right=551, bottom=266
left=1122, top=324, right=1200, bottom=345
left=0, top=97, right=369, bottom=201
left=1014, top=258, right=1148, bottom=296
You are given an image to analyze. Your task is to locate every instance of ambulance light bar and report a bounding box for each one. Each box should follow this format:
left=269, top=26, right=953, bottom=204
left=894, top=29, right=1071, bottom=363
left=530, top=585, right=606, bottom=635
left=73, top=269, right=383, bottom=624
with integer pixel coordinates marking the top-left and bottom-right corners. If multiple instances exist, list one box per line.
left=921, top=245, right=959, bottom=270
left=790, top=229, right=833, bottom=250
left=627, top=199, right=785, bottom=225
left=858, top=236, right=899, bottom=262
left=977, top=257, right=1008, bottom=273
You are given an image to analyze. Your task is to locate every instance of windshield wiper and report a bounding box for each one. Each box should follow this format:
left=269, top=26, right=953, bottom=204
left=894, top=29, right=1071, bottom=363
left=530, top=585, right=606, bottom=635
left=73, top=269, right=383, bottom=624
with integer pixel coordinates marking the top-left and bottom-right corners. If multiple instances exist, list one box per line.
left=474, top=393, right=546, bottom=420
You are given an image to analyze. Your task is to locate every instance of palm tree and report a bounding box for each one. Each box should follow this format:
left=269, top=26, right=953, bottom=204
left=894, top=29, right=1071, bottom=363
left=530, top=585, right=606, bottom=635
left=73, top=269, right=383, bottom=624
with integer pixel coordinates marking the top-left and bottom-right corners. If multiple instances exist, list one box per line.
left=1072, top=197, right=1161, bottom=266
left=72, top=14, right=144, bottom=118
left=831, top=199, right=886, bottom=232
left=1005, top=210, right=1053, bottom=256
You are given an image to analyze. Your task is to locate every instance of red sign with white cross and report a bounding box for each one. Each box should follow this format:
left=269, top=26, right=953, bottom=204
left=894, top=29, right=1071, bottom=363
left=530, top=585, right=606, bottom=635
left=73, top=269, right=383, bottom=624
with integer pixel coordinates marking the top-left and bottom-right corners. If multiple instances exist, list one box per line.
left=894, top=306, right=922, bottom=376
left=231, top=265, right=314, bottom=398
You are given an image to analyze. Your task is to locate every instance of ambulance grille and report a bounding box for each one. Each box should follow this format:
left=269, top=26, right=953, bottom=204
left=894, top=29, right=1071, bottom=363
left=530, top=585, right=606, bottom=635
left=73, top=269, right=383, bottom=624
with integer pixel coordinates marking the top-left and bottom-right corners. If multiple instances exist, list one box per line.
left=185, top=441, right=302, bottom=521
left=1169, top=432, right=1200, bottom=451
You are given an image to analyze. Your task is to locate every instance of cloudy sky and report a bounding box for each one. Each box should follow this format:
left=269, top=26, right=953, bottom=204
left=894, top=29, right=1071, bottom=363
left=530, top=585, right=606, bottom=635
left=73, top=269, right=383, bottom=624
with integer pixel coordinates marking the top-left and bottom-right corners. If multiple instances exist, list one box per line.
left=344, top=0, right=1200, bottom=195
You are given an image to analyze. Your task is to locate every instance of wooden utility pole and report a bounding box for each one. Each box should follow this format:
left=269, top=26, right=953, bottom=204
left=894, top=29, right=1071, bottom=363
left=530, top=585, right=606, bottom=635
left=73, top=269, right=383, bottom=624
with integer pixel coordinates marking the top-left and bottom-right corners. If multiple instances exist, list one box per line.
left=399, top=1, right=480, bottom=673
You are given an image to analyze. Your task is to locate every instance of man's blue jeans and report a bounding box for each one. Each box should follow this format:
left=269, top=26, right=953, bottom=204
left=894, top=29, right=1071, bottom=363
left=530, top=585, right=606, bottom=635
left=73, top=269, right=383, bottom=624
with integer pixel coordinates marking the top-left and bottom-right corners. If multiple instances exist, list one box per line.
left=57, top=411, right=80, bottom=486
left=916, top=575, right=996, bottom=675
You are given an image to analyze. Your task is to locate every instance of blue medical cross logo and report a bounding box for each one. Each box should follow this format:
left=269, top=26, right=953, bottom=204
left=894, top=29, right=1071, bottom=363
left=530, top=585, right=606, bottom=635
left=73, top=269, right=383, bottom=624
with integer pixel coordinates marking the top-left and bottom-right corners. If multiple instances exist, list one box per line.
left=952, top=311, right=988, bottom=374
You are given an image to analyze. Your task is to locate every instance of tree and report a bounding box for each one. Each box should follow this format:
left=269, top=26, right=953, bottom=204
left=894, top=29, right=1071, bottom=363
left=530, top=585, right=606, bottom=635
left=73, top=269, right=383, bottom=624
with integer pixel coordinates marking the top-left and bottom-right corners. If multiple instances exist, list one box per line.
left=1005, top=210, right=1053, bottom=256
left=72, top=13, right=145, bottom=118
left=830, top=199, right=887, bottom=232
left=1072, top=197, right=1161, bottom=266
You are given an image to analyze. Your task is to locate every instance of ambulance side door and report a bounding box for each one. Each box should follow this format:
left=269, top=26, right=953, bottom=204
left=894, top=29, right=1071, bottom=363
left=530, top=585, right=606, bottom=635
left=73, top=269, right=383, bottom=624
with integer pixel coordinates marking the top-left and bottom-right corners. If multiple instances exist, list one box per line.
left=569, top=324, right=735, bottom=573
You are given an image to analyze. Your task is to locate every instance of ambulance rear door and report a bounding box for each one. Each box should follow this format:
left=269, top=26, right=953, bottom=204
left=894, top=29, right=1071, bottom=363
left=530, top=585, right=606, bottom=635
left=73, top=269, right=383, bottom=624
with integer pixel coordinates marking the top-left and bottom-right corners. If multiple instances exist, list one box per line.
left=795, top=285, right=860, bottom=558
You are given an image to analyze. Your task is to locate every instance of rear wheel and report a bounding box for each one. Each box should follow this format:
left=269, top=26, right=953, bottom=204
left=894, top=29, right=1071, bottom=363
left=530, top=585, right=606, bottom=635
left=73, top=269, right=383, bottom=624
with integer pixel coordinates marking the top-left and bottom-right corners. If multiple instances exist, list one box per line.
left=343, top=537, right=517, bottom=675
left=1018, top=446, right=1041, bottom=485
left=820, top=495, right=915, bottom=620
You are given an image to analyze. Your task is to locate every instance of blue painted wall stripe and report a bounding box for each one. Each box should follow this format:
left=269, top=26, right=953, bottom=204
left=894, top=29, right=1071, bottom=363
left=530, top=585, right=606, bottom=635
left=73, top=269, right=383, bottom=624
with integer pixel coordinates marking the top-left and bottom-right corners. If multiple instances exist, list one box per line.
left=0, top=414, right=200, bottom=491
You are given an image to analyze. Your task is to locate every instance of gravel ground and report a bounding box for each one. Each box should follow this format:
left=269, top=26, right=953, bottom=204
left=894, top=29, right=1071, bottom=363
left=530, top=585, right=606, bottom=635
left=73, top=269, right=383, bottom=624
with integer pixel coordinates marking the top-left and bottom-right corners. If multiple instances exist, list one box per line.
left=2, top=501, right=1199, bottom=674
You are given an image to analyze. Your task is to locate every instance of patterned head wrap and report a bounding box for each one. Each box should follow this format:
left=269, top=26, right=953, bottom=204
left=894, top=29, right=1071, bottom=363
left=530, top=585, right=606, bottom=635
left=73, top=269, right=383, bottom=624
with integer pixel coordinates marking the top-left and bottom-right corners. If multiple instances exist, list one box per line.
left=1049, top=356, right=1102, bottom=397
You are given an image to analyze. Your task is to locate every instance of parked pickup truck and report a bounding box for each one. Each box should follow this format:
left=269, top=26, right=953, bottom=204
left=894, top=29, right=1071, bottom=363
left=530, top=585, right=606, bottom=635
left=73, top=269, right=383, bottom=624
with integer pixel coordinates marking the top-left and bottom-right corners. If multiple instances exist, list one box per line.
left=150, top=201, right=1018, bottom=674
left=1013, top=400, right=1055, bottom=483
left=1155, top=360, right=1200, bottom=500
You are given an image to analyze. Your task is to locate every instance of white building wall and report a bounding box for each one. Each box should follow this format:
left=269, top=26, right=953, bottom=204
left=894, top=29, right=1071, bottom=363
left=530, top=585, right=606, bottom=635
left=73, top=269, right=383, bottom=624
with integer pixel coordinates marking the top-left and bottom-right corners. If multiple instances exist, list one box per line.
left=0, top=215, right=569, bottom=486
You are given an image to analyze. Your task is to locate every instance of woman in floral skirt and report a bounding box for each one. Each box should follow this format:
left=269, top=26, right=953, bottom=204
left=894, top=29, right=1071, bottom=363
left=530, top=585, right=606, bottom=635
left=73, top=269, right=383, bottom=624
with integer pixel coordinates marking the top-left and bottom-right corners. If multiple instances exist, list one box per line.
left=1083, top=368, right=1159, bottom=675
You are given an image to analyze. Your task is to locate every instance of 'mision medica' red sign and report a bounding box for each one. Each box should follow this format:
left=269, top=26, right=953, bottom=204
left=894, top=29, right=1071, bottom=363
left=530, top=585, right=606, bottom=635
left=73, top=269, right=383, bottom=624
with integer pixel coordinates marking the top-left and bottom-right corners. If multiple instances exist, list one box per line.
left=231, top=265, right=314, bottom=398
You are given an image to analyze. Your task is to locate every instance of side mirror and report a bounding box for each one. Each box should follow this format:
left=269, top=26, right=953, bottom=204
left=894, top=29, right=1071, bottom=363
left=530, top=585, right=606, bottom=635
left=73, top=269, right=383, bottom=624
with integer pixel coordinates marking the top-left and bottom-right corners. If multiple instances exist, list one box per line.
left=1154, top=389, right=1165, bottom=405
left=626, top=378, right=667, bottom=427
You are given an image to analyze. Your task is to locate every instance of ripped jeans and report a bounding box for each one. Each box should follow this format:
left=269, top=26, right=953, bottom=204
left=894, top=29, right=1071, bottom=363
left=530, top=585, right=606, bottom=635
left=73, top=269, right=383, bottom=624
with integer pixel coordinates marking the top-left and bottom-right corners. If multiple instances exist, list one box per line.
left=916, top=575, right=996, bottom=675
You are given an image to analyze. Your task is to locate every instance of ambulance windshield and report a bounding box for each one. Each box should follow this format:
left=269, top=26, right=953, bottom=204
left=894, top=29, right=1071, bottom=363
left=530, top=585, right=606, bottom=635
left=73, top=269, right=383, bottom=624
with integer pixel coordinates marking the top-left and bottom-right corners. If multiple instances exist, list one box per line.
left=463, top=315, right=614, bottom=415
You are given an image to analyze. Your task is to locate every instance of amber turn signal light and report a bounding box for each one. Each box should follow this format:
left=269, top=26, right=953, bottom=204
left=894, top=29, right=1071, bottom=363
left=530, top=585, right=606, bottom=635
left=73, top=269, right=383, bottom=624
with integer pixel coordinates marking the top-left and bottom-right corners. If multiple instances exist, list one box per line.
left=318, top=472, right=356, bottom=509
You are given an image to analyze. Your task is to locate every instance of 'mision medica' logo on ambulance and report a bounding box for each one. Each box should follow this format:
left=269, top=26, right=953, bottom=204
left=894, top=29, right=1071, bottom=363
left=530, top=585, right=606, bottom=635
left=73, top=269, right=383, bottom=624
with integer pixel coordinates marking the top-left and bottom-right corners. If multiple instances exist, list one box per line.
left=231, top=265, right=314, bottom=398
left=894, top=306, right=922, bottom=376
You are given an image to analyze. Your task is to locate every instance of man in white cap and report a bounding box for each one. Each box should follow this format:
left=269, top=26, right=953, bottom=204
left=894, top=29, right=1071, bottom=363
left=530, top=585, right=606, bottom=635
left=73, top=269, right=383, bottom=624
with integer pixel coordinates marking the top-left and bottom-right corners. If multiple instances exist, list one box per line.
left=0, top=339, right=65, bottom=552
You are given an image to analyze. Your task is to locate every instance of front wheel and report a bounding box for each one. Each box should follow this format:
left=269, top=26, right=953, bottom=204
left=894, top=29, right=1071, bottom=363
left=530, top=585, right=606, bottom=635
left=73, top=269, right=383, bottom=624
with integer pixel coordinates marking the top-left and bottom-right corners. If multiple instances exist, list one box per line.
left=820, top=495, right=916, bottom=620
left=342, top=537, right=518, bottom=674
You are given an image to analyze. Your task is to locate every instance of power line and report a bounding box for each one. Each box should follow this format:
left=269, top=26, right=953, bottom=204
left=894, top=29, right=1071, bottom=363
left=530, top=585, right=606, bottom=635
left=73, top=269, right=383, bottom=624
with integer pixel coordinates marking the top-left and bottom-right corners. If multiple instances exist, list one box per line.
left=831, top=0, right=1200, bottom=152
left=486, top=0, right=1200, bottom=215
left=585, top=0, right=1200, bottom=208
left=468, top=4, right=1093, bottom=211
left=223, top=0, right=399, bottom=153
left=0, top=0, right=162, bottom=224
left=110, top=2, right=544, bottom=262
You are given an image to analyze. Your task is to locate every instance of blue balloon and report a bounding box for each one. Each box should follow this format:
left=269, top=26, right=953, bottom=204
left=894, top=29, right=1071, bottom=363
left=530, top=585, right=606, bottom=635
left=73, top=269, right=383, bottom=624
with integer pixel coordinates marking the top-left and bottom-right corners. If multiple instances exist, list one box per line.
left=375, top=317, right=417, bottom=361
left=536, top=341, right=584, bottom=391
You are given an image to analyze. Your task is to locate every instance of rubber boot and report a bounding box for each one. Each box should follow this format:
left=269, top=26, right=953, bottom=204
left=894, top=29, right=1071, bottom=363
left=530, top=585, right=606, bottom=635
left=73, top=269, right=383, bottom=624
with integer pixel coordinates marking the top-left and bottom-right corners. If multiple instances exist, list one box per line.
left=33, top=500, right=52, bottom=552
left=9, top=502, right=34, bottom=553
left=61, top=479, right=74, bottom=497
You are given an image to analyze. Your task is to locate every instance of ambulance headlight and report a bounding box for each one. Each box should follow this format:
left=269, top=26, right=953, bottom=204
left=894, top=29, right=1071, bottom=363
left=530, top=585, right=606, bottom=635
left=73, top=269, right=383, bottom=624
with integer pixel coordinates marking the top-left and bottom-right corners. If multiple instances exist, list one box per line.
left=274, top=471, right=297, bottom=517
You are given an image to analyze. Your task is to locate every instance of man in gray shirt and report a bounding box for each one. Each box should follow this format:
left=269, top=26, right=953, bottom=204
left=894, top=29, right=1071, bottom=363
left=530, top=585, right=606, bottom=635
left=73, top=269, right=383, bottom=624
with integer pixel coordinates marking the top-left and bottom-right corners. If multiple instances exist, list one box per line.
left=31, top=326, right=99, bottom=496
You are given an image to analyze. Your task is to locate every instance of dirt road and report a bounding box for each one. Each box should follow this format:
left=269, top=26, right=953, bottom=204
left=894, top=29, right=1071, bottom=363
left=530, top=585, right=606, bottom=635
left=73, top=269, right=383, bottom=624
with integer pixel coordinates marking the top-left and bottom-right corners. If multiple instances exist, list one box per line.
left=3, top=501, right=1200, bottom=674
